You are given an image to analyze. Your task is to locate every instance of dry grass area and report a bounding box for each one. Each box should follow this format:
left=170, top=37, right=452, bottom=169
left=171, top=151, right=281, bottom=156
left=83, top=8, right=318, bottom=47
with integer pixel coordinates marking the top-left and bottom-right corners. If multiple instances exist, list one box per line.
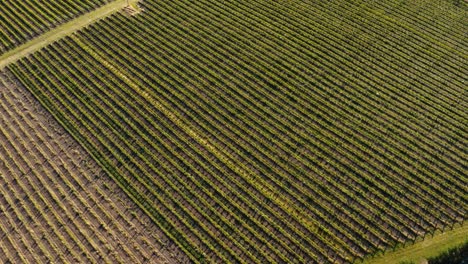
left=123, top=2, right=143, bottom=16
left=0, top=72, right=189, bottom=263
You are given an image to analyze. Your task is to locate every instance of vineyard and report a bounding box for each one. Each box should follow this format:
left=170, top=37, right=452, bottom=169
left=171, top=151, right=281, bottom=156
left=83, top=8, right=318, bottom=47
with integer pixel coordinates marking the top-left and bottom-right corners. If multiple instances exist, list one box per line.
left=1, top=0, right=467, bottom=263
left=0, top=0, right=111, bottom=54
left=0, top=73, right=188, bottom=263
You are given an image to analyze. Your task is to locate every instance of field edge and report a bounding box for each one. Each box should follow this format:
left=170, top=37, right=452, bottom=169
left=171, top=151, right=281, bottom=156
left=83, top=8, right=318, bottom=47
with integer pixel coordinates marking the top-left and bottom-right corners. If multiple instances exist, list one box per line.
left=2, top=66, right=202, bottom=263
left=363, top=221, right=468, bottom=264
left=0, top=0, right=140, bottom=69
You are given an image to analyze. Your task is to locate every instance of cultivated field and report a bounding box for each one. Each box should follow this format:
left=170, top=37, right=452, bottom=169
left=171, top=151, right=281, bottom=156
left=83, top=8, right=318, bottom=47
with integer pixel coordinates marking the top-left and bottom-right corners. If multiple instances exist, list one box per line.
left=1, top=0, right=467, bottom=263
left=0, top=73, right=189, bottom=263
left=0, top=0, right=111, bottom=54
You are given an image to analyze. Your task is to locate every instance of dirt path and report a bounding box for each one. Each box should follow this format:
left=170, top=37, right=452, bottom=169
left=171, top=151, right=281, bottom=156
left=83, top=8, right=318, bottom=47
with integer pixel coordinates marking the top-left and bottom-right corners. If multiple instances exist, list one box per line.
left=0, top=0, right=140, bottom=69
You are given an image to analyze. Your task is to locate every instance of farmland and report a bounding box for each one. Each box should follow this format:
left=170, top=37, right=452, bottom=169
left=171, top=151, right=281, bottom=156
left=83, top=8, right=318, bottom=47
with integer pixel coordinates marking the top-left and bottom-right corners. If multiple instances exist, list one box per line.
left=0, top=0, right=111, bottom=54
left=0, top=72, right=188, bottom=263
left=1, top=0, right=467, bottom=263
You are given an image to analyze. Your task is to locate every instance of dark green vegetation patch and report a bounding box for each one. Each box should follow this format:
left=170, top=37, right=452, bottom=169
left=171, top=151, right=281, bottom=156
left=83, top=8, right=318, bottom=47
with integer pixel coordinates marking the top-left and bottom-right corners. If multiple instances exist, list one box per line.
left=427, top=240, right=468, bottom=264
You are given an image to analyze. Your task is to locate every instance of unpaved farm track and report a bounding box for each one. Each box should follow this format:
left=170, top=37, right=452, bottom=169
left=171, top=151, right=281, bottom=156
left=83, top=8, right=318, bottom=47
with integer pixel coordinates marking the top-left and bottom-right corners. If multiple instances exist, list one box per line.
left=0, top=72, right=189, bottom=263
left=0, top=0, right=140, bottom=69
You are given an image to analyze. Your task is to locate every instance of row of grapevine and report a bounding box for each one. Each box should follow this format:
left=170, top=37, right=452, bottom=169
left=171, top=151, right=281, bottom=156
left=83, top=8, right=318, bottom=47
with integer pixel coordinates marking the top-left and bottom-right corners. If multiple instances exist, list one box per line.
left=0, top=0, right=111, bottom=54
left=0, top=73, right=188, bottom=263
left=5, top=0, right=466, bottom=263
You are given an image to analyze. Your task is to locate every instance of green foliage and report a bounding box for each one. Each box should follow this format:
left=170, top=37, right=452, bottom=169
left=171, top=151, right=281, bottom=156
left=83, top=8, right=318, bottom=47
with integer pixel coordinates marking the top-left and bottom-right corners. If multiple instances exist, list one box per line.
left=4, top=0, right=467, bottom=263
left=398, top=261, right=415, bottom=264
left=0, top=0, right=111, bottom=54
left=428, top=240, right=468, bottom=264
